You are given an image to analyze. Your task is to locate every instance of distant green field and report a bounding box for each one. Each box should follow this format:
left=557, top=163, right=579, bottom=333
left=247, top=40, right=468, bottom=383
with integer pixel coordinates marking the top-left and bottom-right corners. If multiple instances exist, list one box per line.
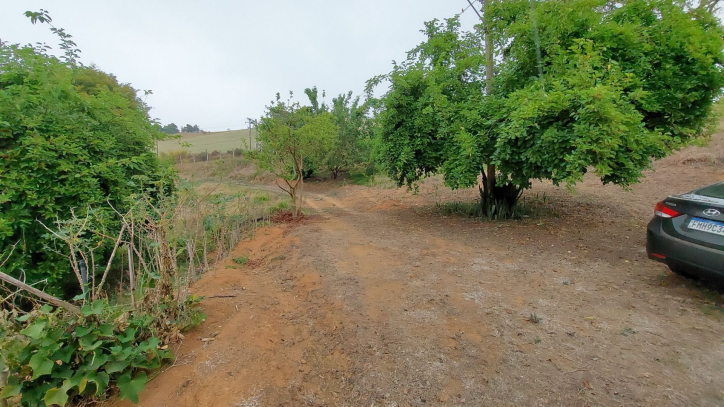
left=157, top=128, right=257, bottom=154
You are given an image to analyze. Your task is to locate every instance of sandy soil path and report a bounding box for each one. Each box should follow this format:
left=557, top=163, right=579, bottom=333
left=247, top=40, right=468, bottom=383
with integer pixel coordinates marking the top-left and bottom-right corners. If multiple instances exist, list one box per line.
left=115, top=138, right=724, bottom=407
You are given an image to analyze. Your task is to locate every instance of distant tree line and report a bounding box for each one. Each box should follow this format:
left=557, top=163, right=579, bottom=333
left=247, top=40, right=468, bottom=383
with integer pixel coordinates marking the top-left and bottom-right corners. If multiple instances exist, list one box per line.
left=159, top=123, right=203, bottom=134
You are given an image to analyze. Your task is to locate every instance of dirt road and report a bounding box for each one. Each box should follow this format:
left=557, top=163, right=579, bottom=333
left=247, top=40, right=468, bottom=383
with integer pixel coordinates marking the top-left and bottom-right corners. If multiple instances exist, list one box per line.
left=116, top=138, right=724, bottom=406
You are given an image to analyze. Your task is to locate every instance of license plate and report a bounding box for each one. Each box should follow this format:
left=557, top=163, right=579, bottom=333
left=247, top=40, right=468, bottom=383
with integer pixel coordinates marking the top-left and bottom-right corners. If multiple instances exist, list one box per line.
left=688, top=218, right=724, bottom=237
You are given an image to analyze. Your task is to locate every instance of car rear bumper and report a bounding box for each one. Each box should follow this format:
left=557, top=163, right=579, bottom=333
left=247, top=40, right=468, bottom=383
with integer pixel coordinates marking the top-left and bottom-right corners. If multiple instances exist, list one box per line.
left=647, top=217, right=724, bottom=280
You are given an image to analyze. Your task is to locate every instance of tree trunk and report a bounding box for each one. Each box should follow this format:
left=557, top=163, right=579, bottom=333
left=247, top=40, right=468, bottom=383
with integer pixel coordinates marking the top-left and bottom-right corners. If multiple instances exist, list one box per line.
left=291, top=158, right=304, bottom=217
left=296, top=172, right=304, bottom=217
left=486, top=164, right=496, bottom=197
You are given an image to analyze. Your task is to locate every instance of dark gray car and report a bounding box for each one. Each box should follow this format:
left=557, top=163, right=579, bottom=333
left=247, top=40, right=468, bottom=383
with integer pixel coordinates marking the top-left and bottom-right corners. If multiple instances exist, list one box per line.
left=647, top=182, right=724, bottom=281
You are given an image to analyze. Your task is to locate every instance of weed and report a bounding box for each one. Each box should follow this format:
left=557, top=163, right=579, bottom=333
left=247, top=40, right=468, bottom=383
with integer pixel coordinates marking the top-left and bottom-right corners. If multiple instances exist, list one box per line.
left=232, top=255, right=249, bottom=265
left=534, top=336, right=542, bottom=344
left=226, top=264, right=238, bottom=269
left=349, top=170, right=371, bottom=185
left=529, top=313, right=542, bottom=324
left=272, top=200, right=291, bottom=213
left=621, top=327, right=636, bottom=336
left=563, top=281, right=570, bottom=286
left=271, top=254, right=286, bottom=261
left=368, top=174, right=397, bottom=189
left=253, top=194, right=270, bottom=204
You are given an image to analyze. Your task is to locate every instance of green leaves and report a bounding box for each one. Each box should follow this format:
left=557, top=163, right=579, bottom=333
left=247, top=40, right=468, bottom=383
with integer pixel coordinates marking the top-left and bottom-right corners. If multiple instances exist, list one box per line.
left=84, top=371, right=109, bottom=395
left=104, top=360, right=130, bottom=374
left=1, top=303, right=177, bottom=407
left=117, top=327, right=137, bottom=343
left=28, top=352, right=54, bottom=379
left=80, top=301, right=104, bottom=317
left=374, top=17, right=488, bottom=190
left=0, top=381, right=21, bottom=398
left=43, top=383, right=70, bottom=406
left=20, top=321, right=47, bottom=339
left=117, top=371, right=147, bottom=404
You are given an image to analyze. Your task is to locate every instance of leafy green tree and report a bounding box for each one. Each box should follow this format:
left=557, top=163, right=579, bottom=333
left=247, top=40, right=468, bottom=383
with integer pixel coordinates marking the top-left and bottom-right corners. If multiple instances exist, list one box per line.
left=160, top=123, right=180, bottom=134
left=369, top=18, right=494, bottom=200
left=326, top=91, right=373, bottom=179
left=253, top=92, right=337, bottom=216
left=301, top=86, right=374, bottom=179
left=370, top=0, right=724, bottom=218
left=0, top=14, right=172, bottom=296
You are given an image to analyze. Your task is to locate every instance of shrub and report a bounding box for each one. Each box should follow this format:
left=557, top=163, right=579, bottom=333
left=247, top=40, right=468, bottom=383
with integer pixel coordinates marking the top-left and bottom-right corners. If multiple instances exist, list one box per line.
left=0, top=22, right=172, bottom=297
left=0, top=298, right=204, bottom=406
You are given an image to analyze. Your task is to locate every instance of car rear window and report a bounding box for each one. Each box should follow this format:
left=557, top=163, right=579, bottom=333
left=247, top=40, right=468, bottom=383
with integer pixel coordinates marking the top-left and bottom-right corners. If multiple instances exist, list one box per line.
left=697, top=182, right=724, bottom=199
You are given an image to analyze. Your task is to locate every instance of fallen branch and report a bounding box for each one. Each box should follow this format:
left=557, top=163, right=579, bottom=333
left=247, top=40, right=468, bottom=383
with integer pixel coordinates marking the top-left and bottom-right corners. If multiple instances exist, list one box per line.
left=0, top=271, right=81, bottom=315
left=208, top=294, right=236, bottom=298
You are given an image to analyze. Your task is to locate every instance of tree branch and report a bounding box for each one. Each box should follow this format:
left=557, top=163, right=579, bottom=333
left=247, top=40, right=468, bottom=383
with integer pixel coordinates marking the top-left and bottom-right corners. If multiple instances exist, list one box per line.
left=0, top=271, right=81, bottom=315
left=95, top=223, right=127, bottom=297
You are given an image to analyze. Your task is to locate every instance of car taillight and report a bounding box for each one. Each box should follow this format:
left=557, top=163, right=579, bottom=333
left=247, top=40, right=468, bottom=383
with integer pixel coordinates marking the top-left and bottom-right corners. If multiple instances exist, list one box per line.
left=654, top=201, right=681, bottom=218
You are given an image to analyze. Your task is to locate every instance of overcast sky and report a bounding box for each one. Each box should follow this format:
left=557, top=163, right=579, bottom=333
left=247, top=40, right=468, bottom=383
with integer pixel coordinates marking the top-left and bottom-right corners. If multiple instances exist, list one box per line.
left=1, top=1, right=480, bottom=131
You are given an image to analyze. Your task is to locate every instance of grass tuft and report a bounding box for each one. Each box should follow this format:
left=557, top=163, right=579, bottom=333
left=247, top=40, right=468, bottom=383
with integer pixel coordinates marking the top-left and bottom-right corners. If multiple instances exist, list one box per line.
left=232, top=255, right=249, bottom=265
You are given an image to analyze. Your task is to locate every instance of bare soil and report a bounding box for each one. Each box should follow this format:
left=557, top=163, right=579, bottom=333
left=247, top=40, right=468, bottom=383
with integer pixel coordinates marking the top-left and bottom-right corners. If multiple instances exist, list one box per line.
left=114, top=134, right=724, bottom=407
